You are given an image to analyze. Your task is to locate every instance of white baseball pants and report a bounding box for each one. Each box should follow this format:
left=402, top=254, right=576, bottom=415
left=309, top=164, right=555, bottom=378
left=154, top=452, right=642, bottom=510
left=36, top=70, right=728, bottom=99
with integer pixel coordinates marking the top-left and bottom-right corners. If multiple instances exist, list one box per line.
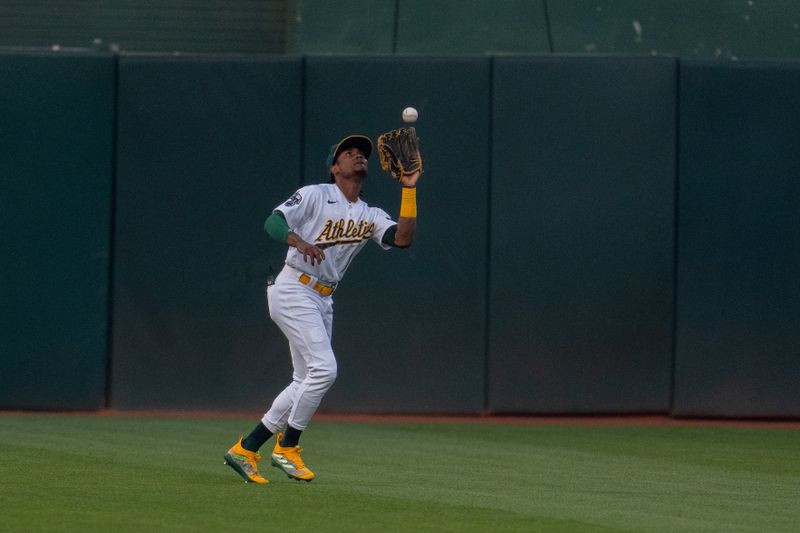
left=261, top=266, right=337, bottom=432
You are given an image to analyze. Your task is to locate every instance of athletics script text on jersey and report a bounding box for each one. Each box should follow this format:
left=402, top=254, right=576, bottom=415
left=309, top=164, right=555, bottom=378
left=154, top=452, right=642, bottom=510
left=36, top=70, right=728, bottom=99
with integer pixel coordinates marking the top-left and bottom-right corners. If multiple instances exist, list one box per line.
left=315, top=219, right=376, bottom=247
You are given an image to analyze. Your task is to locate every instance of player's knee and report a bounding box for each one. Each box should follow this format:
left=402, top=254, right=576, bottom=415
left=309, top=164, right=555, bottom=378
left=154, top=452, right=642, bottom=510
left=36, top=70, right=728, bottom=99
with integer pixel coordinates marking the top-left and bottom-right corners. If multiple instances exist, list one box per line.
left=318, top=364, right=337, bottom=386
left=310, top=361, right=337, bottom=388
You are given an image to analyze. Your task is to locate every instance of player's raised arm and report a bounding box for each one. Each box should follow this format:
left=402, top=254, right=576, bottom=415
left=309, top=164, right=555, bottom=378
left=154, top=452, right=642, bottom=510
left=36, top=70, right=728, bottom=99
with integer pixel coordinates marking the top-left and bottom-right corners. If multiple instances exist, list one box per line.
left=393, top=170, right=420, bottom=247
left=376, top=126, right=423, bottom=248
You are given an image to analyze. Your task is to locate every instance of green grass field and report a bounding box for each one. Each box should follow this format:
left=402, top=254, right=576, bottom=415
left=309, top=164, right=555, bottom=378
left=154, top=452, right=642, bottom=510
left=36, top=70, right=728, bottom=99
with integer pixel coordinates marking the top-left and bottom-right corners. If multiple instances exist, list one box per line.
left=1, top=415, right=798, bottom=532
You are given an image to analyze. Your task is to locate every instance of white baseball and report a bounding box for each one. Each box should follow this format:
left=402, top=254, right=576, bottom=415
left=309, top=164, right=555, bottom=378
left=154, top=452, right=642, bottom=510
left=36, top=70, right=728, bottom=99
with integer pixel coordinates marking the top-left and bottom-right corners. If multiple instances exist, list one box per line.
left=402, top=107, right=418, bottom=123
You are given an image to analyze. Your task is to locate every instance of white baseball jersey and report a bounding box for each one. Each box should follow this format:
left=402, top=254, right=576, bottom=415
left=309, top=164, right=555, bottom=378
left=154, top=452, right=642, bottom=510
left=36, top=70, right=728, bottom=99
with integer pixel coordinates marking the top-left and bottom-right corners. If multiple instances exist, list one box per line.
left=275, top=183, right=396, bottom=283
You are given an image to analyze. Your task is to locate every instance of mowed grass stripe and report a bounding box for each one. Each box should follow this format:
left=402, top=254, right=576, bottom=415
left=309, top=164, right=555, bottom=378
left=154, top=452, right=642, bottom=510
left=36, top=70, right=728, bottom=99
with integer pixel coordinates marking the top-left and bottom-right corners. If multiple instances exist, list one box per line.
left=310, top=423, right=800, bottom=532
left=0, top=416, right=798, bottom=532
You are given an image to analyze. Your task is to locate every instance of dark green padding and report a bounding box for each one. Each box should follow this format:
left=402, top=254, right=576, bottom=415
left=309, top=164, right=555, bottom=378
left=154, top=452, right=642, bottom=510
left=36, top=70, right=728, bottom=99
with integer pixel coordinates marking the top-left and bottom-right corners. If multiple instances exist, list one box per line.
left=110, top=55, right=304, bottom=410
left=488, top=56, right=677, bottom=413
left=673, top=60, right=800, bottom=418
left=0, top=52, right=115, bottom=409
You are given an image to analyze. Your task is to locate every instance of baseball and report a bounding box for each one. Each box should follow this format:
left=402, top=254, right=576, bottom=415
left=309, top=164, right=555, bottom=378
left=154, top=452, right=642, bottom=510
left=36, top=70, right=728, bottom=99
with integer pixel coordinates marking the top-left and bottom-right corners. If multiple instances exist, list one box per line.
left=402, top=107, right=418, bottom=123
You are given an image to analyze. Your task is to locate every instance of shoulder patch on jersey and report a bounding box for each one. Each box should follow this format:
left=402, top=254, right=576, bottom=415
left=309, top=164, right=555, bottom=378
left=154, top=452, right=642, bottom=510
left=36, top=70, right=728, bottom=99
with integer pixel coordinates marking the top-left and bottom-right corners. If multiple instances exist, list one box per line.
left=284, top=192, right=302, bottom=207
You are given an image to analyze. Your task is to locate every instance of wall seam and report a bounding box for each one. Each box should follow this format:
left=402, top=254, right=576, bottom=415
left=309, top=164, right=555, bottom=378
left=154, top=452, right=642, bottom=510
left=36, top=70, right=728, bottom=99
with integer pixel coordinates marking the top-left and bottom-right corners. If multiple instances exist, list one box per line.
left=104, top=53, right=120, bottom=409
left=542, top=0, right=555, bottom=53
left=669, top=59, right=681, bottom=416
left=299, top=54, right=307, bottom=187
left=392, top=0, right=400, bottom=54
left=483, top=56, right=495, bottom=415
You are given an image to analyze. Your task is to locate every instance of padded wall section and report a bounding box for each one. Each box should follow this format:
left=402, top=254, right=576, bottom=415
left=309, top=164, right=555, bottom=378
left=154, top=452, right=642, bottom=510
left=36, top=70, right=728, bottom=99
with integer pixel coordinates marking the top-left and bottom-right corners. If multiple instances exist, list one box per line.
left=0, top=52, right=114, bottom=409
left=303, top=56, right=490, bottom=413
left=112, top=55, right=302, bottom=410
left=286, top=0, right=395, bottom=54
left=489, top=56, right=676, bottom=413
left=396, top=0, right=549, bottom=54
left=674, top=61, right=800, bottom=418
left=549, top=0, right=800, bottom=59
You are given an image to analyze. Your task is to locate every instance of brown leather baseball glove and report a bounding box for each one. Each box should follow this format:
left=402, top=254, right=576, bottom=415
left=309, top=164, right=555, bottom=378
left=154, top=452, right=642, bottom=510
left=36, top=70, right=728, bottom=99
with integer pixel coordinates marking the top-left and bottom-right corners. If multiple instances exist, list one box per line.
left=376, top=127, right=423, bottom=181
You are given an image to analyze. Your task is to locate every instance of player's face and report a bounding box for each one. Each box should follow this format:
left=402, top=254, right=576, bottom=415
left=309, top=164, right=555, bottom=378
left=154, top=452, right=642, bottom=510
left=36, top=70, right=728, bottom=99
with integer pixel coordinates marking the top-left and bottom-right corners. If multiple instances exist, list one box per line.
left=335, top=148, right=368, bottom=178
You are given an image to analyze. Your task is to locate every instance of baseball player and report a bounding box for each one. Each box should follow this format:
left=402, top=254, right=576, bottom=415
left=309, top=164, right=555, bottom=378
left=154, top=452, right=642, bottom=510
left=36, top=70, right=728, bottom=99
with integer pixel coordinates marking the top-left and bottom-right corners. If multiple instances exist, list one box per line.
left=224, top=132, right=421, bottom=484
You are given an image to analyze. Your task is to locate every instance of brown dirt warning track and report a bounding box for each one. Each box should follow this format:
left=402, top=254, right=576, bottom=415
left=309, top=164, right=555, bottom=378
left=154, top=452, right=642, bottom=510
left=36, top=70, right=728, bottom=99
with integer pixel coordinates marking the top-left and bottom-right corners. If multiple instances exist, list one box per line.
left=2, top=409, right=799, bottom=429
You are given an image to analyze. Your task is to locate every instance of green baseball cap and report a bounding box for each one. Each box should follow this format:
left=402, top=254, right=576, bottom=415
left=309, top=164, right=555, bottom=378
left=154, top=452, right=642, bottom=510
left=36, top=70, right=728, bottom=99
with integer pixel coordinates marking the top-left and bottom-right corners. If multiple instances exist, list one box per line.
left=325, top=134, right=373, bottom=169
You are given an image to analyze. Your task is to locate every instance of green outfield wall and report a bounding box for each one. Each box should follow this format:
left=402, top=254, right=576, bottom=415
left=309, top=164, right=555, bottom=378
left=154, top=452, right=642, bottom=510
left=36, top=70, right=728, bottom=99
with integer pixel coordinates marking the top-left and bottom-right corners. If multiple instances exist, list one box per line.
left=2, top=51, right=799, bottom=418
left=110, top=55, right=303, bottom=410
left=488, top=56, right=676, bottom=414
left=673, top=60, right=800, bottom=418
left=0, top=52, right=115, bottom=409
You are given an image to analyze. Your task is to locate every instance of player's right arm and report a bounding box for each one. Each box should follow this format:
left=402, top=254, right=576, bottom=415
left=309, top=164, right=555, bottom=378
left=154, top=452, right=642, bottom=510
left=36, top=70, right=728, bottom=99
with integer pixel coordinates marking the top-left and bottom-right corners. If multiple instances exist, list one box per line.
left=392, top=169, right=420, bottom=247
left=264, top=210, right=325, bottom=265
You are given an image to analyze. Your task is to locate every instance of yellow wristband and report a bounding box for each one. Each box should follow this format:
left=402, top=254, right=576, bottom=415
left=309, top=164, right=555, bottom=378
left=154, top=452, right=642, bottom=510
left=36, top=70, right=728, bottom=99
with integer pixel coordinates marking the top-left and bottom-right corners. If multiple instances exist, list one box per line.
left=399, top=187, right=417, bottom=218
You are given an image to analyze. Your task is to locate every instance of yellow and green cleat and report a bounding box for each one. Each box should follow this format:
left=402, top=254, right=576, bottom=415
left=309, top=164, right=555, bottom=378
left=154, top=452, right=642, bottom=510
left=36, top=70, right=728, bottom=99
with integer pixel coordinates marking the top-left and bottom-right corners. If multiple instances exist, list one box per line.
left=270, top=433, right=315, bottom=482
left=224, top=436, right=269, bottom=484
